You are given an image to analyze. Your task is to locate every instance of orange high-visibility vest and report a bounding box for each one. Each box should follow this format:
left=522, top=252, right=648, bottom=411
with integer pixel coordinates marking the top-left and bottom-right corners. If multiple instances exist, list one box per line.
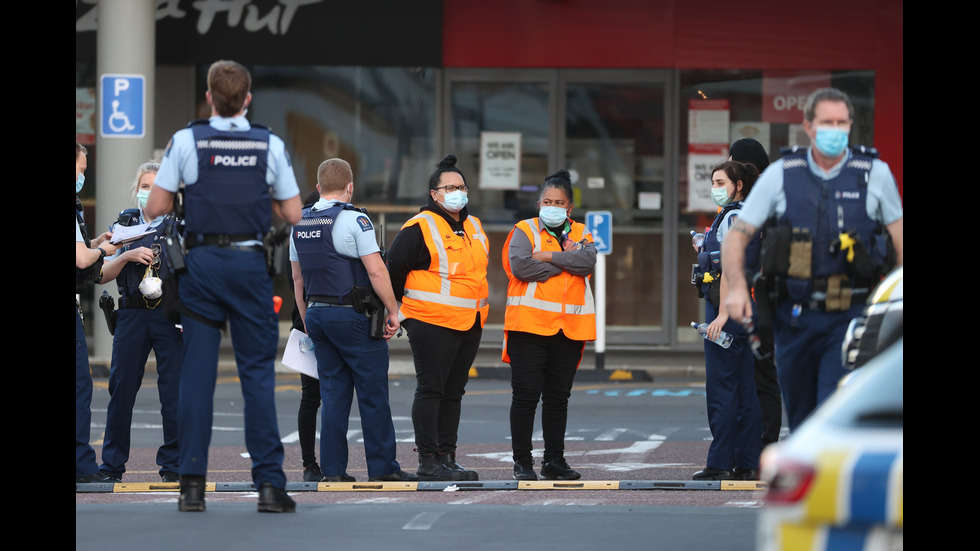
left=398, top=211, right=489, bottom=330
left=502, top=218, right=596, bottom=350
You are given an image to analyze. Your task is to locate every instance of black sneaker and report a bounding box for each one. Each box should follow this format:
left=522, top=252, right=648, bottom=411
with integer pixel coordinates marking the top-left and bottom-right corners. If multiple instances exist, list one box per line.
left=178, top=475, right=206, bottom=512
left=513, top=461, right=538, bottom=481
left=369, top=470, right=420, bottom=482
left=320, top=474, right=356, bottom=482
left=732, top=467, right=759, bottom=481
left=540, top=458, right=581, bottom=480
left=302, top=464, right=323, bottom=482
left=160, top=471, right=180, bottom=483
left=692, top=467, right=734, bottom=480
left=257, top=482, right=296, bottom=513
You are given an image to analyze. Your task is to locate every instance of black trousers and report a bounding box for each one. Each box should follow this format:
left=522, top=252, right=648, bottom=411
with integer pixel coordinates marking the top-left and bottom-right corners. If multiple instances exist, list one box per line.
left=405, top=315, right=482, bottom=454
left=508, top=330, right=585, bottom=464
left=752, top=327, right=783, bottom=447
left=298, top=373, right=321, bottom=468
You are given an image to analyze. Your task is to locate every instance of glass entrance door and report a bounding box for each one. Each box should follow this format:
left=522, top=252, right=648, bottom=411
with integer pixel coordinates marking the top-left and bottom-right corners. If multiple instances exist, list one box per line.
left=563, top=70, right=669, bottom=343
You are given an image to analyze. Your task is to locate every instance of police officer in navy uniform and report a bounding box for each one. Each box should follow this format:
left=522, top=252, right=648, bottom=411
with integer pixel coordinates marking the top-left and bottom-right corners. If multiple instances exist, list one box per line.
left=97, top=161, right=182, bottom=483
left=76, top=141, right=119, bottom=484
left=723, top=88, right=904, bottom=432
left=145, top=60, right=302, bottom=512
left=691, top=161, right=762, bottom=481
left=290, top=158, right=415, bottom=483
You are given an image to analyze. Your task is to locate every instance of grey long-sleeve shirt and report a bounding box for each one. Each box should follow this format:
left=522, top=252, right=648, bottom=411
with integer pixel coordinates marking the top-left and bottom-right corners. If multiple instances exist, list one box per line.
left=508, top=223, right=597, bottom=282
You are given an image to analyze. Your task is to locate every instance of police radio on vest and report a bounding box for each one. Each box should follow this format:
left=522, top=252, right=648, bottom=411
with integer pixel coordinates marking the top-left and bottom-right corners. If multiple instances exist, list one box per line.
left=211, top=155, right=258, bottom=167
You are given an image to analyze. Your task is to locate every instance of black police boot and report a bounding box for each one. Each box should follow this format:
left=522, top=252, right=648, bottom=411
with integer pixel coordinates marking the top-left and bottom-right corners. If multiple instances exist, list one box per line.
left=416, top=451, right=465, bottom=481
left=257, top=482, right=296, bottom=513
left=513, top=460, right=538, bottom=481
left=178, top=475, right=206, bottom=512
left=369, top=469, right=420, bottom=482
left=540, top=458, right=581, bottom=480
left=732, top=467, right=759, bottom=481
left=692, top=467, right=734, bottom=480
left=439, top=452, right=479, bottom=481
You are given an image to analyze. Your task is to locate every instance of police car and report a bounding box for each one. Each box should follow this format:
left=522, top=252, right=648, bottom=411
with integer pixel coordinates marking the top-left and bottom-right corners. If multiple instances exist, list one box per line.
left=757, top=339, right=903, bottom=551
left=842, top=266, right=903, bottom=370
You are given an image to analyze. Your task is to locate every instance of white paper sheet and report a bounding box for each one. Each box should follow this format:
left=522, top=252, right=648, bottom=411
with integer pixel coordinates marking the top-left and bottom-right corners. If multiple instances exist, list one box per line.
left=281, top=329, right=318, bottom=379
left=110, top=222, right=156, bottom=245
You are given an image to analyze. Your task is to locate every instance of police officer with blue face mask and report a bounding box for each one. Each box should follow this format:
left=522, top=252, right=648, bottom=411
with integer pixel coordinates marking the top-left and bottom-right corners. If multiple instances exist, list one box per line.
left=76, top=141, right=119, bottom=485
left=145, top=60, right=302, bottom=513
left=722, top=87, right=904, bottom=432
left=97, top=161, right=183, bottom=484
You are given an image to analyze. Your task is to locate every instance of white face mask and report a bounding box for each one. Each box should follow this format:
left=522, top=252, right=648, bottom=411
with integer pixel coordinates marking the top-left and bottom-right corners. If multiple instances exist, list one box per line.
left=539, top=206, right=568, bottom=227
left=439, top=189, right=468, bottom=213
left=139, top=276, right=163, bottom=299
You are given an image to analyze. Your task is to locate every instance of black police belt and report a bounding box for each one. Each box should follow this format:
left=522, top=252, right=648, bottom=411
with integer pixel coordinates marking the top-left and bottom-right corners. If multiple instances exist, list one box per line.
left=186, top=233, right=264, bottom=253
left=119, top=292, right=162, bottom=309
left=307, top=294, right=355, bottom=309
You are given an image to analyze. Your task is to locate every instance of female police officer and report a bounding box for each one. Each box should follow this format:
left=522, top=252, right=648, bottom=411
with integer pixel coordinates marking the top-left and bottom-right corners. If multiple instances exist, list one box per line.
left=502, top=169, right=596, bottom=481
left=387, top=155, right=489, bottom=481
left=97, top=161, right=183, bottom=483
left=691, top=160, right=762, bottom=481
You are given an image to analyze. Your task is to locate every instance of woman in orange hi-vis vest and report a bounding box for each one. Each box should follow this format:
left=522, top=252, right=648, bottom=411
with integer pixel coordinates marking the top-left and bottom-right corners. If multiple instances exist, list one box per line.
left=502, top=169, right=596, bottom=481
left=387, top=155, right=489, bottom=482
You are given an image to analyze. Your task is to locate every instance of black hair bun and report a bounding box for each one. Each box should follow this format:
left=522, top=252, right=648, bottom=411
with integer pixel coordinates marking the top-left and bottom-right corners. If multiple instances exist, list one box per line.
left=437, top=155, right=458, bottom=169
left=545, top=169, right=571, bottom=184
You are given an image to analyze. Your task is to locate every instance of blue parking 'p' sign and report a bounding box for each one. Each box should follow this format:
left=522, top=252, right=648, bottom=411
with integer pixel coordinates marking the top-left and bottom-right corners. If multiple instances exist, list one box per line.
left=100, top=74, right=145, bottom=138
left=585, top=211, right=613, bottom=254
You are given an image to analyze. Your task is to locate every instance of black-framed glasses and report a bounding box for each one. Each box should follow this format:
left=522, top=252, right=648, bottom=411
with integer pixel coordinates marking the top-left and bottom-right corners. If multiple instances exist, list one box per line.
left=435, top=185, right=468, bottom=193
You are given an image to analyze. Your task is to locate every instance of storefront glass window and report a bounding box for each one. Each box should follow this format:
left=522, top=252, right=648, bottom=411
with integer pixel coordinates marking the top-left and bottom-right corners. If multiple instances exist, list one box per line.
left=249, top=66, right=437, bottom=203
left=566, top=82, right=666, bottom=328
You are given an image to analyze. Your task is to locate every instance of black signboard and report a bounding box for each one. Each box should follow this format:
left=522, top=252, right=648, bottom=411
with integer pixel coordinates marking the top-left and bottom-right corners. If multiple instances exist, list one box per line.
left=76, top=0, right=443, bottom=66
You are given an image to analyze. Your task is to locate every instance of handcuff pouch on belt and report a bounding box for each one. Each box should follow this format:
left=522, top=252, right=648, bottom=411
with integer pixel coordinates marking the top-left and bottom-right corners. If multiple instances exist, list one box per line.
left=264, top=223, right=291, bottom=276
left=351, top=286, right=386, bottom=339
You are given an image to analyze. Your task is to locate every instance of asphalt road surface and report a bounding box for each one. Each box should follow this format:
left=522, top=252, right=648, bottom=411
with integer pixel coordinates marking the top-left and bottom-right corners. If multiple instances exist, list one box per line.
left=77, top=372, right=771, bottom=550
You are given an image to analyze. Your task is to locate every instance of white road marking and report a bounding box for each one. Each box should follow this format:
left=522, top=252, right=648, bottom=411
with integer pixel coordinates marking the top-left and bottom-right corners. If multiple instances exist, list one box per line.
left=403, top=511, right=447, bottom=530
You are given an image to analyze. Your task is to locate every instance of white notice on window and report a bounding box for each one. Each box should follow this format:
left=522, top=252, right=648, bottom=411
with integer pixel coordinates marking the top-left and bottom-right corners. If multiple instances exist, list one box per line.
left=479, top=131, right=521, bottom=190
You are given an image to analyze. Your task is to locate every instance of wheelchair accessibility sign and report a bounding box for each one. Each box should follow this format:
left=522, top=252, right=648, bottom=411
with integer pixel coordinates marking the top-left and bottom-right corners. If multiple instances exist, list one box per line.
left=100, top=74, right=145, bottom=138
left=585, top=211, right=612, bottom=254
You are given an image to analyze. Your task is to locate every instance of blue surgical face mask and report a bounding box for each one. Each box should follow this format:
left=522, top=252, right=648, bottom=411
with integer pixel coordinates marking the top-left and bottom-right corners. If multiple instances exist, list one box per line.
left=439, top=189, right=468, bottom=213
left=711, top=186, right=732, bottom=207
left=814, top=126, right=849, bottom=158
left=76, top=173, right=85, bottom=193
left=539, top=206, right=568, bottom=227
left=137, top=189, right=150, bottom=210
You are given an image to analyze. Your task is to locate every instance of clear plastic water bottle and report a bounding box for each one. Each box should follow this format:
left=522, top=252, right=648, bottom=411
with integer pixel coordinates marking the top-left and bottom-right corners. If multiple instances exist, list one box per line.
left=691, top=230, right=705, bottom=250
left=299, top=336, right=315, bottom=353
left=690, top=322, right=733, bottom=349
